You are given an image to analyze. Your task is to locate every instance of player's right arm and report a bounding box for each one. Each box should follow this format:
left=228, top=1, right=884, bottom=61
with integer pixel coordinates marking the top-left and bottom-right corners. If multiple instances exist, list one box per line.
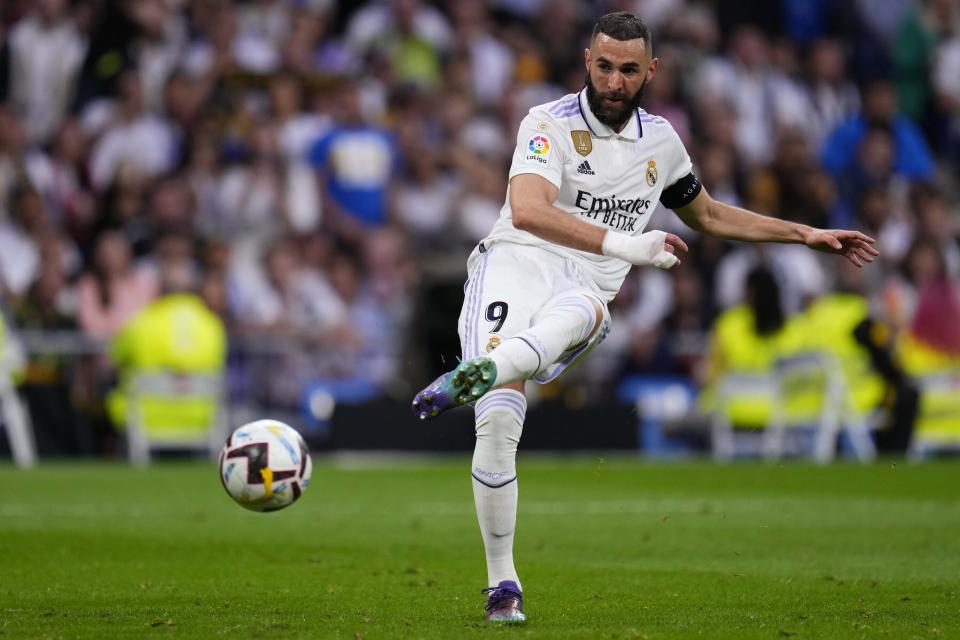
left=510, top=173, right=603, bottom=253
left=510, top=172, right=688, bottom=267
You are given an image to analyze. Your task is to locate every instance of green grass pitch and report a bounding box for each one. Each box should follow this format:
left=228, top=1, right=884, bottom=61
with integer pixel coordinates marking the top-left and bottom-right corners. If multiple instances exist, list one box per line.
left=2, top=457, right=958, bottom=639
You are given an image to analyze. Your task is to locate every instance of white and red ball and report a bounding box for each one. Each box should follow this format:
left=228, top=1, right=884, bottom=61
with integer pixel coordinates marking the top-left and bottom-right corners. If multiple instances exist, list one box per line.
left=218, top=420, right=312, bottom=512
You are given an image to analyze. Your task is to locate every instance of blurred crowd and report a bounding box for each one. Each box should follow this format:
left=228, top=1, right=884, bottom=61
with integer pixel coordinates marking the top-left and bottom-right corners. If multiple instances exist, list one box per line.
left=0, top=0, right=958, bottom=452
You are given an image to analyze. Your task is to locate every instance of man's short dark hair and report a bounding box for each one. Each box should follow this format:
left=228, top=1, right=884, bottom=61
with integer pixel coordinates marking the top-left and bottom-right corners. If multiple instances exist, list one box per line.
left=592, top=11, right=651, bottom=48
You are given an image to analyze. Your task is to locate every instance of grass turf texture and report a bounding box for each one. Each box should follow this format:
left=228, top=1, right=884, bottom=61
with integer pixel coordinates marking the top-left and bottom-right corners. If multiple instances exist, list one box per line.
left=1, top=459, right=958, bottom=639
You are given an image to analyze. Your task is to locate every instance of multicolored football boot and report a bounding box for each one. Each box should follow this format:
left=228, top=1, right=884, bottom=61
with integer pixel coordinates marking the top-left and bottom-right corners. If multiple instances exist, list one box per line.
left=482, top=580, right=526, bottom=622
left=411, top=356, right=497, bottom=421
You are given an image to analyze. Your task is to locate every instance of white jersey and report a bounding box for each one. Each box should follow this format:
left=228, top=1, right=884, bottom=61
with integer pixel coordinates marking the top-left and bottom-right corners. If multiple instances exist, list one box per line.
left=482, top=88, right=699, bottom=302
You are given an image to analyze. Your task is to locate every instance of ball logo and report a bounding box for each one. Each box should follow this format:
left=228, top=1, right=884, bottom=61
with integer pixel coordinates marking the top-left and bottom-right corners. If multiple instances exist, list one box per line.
left=528, top=136, right=550, bottom=155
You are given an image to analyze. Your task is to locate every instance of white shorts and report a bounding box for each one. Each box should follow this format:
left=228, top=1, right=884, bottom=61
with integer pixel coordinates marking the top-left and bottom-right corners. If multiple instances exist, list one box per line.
left=457, top=242, right=612, bottom=384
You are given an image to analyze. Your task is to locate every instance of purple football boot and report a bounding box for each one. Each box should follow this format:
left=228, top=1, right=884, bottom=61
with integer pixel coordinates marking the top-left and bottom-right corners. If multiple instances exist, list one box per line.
left=482, top=580, right=526, bottom=622
left=411, top=356, right=497, bottom=420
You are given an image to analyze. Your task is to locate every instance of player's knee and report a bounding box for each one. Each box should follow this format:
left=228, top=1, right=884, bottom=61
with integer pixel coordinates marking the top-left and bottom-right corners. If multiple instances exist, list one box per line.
left=568, top=294, right=604, bottom=346
left=475, top=389, right=525, bottom=450
left=475, top=410, right=523, bottom=448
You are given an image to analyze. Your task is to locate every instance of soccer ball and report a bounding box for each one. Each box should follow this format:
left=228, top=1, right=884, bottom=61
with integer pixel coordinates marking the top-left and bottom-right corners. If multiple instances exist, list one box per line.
left=218, top=420, right=312, bottom=512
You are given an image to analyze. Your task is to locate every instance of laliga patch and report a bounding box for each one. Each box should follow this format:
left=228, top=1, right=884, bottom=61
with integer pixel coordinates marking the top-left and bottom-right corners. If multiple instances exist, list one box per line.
left=646, top=159, right=658, bottom=187
left=526, top=135, right=550, bottom=164
left=571, top=130, right=592, bottom=156
left=485, top=335, right=502, bottom=353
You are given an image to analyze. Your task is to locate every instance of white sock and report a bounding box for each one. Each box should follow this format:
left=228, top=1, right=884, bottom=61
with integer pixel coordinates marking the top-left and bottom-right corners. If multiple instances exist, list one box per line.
left=472, top=389, right=526, bottom=591
left=487, top=293, right=599, bottom=387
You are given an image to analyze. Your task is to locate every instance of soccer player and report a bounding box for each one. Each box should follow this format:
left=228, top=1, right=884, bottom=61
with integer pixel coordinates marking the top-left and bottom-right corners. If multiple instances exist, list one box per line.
left=412, top=11, right=879, bottom=622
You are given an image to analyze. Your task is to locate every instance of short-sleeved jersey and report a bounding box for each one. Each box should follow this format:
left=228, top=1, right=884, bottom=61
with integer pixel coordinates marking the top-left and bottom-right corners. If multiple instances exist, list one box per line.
left=482, top=88, right=700, bottom=302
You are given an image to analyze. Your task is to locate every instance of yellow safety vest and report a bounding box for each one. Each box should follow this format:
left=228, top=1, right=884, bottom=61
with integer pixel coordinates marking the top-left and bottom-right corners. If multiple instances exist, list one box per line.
left=107, top=294, right=227, bottom=435
left=802, top=293, right=886, bottom=414
left=897, top=332, right=960, bottom=441
left=701, top=305, right=809, bottom=428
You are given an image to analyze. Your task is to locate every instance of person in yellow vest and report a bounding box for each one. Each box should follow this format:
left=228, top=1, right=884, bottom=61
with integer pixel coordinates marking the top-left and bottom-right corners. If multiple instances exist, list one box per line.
left=107, top=261, right=227, bottom=441
left=804, top=259, right=919, bottom=452
left=701, top=266, right=808, bottom=428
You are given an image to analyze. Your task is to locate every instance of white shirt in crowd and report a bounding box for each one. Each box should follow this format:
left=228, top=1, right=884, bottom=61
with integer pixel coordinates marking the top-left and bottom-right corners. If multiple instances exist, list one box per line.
left=89, top=115, right=177, bottom=190
left=7, top=15, right=86, bottom=144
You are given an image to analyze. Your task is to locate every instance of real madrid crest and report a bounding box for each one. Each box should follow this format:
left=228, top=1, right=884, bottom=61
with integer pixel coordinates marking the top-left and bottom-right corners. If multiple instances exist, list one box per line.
left=571, top=130, right=592, bottom=157
left=485, top=335, right=502, bottom=353
left=646, top=159, right=658, bottom=187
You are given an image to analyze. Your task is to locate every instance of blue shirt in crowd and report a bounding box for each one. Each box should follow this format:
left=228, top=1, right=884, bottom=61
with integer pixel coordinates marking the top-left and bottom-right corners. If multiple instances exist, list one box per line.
left=308, top=126, right=399, bottom=226
left=820, top=115, right=935, bottom=180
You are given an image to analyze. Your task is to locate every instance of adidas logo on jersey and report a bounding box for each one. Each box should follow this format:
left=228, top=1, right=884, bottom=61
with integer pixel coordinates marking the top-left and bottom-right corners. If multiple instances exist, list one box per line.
left=577, top=161, right=595, bottom=175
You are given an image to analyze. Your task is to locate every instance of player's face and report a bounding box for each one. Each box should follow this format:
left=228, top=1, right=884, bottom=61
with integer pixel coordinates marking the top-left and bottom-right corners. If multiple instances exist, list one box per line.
left=584, top=34, right=658, bottom=130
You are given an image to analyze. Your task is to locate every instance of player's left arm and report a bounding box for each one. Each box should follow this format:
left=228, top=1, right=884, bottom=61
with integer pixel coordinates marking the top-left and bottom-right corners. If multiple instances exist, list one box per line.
left=673, top=188, right=880, bottom=267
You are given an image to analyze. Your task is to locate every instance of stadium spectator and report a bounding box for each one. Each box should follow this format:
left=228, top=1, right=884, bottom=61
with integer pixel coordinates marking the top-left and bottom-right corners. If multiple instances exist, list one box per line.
left=833, top=124, right=904, bottom=225
left=106, top=260, right=226, bottom=440
left=879, top=237, right=948, bottom=331
left=640, top=51, right=691, bottom=146
left=393, top=148, right=459, bottom=246
left=911, top=185, right=960, bottom=278
left=307, top=80, right=399, bottom=239
left=11, top=257, right=93, bottom=456
left=269, top=73, right=330, bottom=164
left=232, top=237, right=344, bottom=336
left=714, top=240, right=828, bottom=314
left=903, top=239, right=960, bottom=354
left=820, top=79, right=935, bottom=181
left=216, top=122, right=288, bottom=246
left=619, top=263, right=714, bottom=379
left=87, top=70, right=178, bottom=191
left=456, top=154, right=508, bottom=244
left=0, top=188, right=49, bottom=298
left=749, top=130, right=835, bottom=228
left=701, top=265, right=811, bottom=431
left=181, top=1, right=279, bottom=77
left=804, top=261, right=891, bottom=433
left=697, top=25, right=809, bottom=166
left=24, top=119, right=95, bottom=233
left=1, top=0, right=86, bottom=145
left=449, top=0, right=515, bottom=106
left=804, top=38, right=861, bottom=149
left=933, top=26, right=960, bottom=158
left=345, top=0, right=454, bottom=65
left=853, top=184, right=914, bottom=265
left=892, top=0, right=959, bottom=124
left=894, top=238, right=960, bottom=444
left=0, top=107, right=29, bottom=219
left=347, top=228, right=415, bottom=385
left=76, top=230, right=156, bottom=339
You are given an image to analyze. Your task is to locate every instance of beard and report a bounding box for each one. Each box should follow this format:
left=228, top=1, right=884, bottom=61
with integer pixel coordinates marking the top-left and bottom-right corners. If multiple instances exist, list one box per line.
left=585, top=72, right=646, bottom=129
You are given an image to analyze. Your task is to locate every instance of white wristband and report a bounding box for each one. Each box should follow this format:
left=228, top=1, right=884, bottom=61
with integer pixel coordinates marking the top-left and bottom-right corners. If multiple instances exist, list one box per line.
left=601, top=230, right=679, bottom=269
left=600, top=230, right=634, bottom=262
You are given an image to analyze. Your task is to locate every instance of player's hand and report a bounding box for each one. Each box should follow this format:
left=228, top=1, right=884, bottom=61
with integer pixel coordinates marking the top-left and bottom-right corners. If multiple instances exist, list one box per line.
left=804, top=229, right=880, bottom=268
left=602, top=230, right=689, bottom=269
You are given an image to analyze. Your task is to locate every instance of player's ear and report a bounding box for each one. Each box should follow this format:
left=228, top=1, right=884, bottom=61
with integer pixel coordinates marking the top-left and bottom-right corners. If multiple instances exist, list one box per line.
left=584, top=47, right=591, bottom=71
left=645, top=57, right=660, bottom=83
